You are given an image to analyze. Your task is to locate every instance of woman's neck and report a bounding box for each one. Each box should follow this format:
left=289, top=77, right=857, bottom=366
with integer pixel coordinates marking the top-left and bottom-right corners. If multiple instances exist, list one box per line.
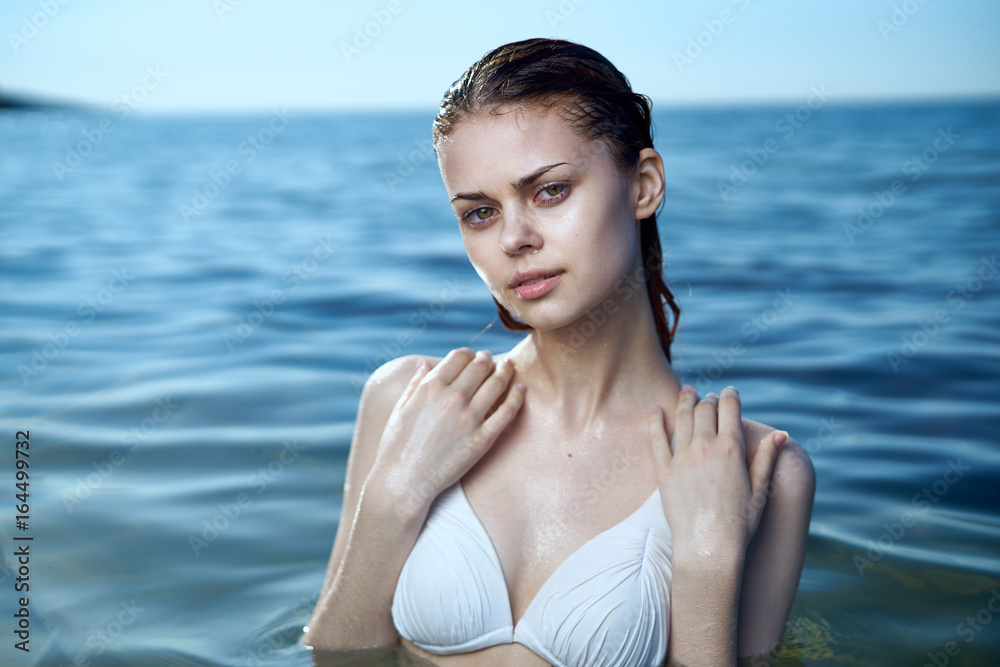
left=506, top=285, right=681, bottom=436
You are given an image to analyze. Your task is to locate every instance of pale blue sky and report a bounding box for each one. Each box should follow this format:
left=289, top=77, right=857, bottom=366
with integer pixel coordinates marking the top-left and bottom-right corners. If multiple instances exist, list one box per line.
left=1, top=0, right=997, bottom=112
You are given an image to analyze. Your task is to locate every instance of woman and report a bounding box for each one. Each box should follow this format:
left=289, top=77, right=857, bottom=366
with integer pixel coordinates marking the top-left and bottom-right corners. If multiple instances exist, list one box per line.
left=303, top=38, right=815, bottom=666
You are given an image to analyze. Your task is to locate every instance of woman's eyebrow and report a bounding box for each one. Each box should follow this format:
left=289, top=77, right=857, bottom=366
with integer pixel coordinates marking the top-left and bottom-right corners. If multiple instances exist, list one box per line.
left=450, top=162, right=571, bottom=203
left=510, top=162, right=570, bottom=191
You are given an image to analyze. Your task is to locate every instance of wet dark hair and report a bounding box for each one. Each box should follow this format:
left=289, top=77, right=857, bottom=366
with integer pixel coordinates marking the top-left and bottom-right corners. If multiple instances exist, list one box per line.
left=433, top=38, right=681, bottom=363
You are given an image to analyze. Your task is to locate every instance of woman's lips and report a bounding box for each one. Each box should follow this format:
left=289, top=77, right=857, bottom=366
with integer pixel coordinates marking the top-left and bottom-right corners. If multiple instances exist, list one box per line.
left=513, top=272, right=563, bottom=300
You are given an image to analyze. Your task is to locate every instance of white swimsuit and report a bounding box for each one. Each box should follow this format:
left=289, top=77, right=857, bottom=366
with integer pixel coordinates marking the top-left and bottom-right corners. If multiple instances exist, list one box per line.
left=391, top=482, right=673, bottom=667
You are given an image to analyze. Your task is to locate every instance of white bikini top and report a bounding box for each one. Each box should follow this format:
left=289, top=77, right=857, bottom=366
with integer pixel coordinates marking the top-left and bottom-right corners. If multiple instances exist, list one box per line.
left=391, top=482, right=673, bottom=667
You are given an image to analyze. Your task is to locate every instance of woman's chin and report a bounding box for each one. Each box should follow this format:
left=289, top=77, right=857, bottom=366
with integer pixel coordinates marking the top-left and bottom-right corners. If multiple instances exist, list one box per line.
left=509, top=308, right=589, bottom=335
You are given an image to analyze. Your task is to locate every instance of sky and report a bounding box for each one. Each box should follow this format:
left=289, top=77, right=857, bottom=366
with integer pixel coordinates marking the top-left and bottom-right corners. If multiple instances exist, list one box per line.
left=1, top=0, right=998, bottom=113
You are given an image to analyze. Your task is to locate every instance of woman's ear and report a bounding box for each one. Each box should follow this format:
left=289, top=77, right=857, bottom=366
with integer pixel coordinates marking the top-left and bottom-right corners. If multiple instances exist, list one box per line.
left=634, top=148, right=665, bottom=220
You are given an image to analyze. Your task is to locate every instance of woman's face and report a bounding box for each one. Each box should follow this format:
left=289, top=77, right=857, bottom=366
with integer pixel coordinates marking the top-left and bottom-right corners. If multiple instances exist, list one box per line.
left=437, top=106, right=643, bottom=331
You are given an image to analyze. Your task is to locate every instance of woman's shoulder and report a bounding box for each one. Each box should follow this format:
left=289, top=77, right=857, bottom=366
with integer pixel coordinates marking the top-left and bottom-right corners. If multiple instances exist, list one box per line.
left=741, top=417, right=816, bottom=500
left=360, top=354, right=443, bottom=407
left=345, top=354, right=448, bottom=485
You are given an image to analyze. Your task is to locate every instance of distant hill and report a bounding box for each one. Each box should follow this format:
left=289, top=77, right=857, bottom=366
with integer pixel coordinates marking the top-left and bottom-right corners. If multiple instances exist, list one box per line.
left=0, top=90, right=73, bottom=109
left=0, top=94, right=33, bottom=108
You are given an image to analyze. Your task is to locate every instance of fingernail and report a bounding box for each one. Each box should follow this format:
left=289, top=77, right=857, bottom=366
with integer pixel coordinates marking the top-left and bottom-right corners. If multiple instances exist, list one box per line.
left=774, top=431, right=788, bottom=446
left=720, top=386, right=738, bottom=398
left=681, top=385, right=696, bottom=394
left=705, top=392, right=719, bottom=400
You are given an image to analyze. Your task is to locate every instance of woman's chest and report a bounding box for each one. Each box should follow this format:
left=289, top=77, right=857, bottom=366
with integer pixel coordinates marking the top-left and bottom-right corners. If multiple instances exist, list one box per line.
left=459, top=419, right=661, bottom=618
left=391, top=476, right=673, bottom=666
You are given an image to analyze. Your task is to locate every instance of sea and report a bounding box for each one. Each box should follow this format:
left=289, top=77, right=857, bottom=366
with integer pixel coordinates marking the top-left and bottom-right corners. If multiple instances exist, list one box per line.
left=1, top=98, right=998, bottom=666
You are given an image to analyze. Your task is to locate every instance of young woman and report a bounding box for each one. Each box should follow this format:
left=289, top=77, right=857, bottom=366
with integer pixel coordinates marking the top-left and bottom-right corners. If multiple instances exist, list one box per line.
left=303, top=38, right=815, bottom=667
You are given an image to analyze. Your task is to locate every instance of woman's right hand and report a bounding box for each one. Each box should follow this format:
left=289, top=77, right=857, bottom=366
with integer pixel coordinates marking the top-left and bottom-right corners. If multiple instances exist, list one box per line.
left=304, top=349, right=523, bottom=651
left=366, top=347, right=525, bottom=524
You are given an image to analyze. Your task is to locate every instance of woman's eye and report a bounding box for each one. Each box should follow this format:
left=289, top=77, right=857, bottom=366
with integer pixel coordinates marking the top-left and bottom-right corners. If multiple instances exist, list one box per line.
left=537, top=183, right=569, bottom=203
left=463, top=206, right=496, bottom=225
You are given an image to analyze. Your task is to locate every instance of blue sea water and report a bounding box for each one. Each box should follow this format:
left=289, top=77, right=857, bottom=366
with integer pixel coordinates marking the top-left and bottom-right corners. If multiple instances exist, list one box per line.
left=0, top=98, right=998, bottom=666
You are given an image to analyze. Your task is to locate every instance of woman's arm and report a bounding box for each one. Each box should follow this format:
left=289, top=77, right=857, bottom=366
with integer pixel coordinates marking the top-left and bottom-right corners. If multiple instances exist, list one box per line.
left=663, top=436, right=814, bottom=665
left=304, top=355, right=430, bottom=649
left=666, top=544, right=746, bottom=665
left=650, top=386, right=787, bottom=666
left=737, top=434, right=814, bottom=658
left=311, top=355, right=424, bottom=618
left=303, top=349, right=524, bottom=650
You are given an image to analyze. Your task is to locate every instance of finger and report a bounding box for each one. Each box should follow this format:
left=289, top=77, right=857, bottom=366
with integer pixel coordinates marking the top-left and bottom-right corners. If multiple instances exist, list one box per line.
left=748, top=430, right=786, bottom=505
left=423, top=347, right=475, bottom=385
left=648, top=406, right=671, bottom=475
left=451, top=349, right=497, bottom=400
left=692, top=392, right=719, bottom=438
left=395, top=358, right=429, bottom=409
left=471, top=357, right=516, bottom=419
left=717, top=386, right=744, bottom=450
left=671, top=385, right=697, bottom=448
left=475, top=381, right=526, bottom=452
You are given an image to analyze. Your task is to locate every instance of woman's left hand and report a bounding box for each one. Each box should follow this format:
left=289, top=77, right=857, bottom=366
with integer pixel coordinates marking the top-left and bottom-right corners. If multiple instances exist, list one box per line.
left=648, top=385, right=786, bottom=562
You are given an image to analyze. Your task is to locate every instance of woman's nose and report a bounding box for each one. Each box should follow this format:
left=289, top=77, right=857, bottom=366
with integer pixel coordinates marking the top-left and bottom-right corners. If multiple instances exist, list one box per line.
left=497, top=207, right=543, bottom=256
